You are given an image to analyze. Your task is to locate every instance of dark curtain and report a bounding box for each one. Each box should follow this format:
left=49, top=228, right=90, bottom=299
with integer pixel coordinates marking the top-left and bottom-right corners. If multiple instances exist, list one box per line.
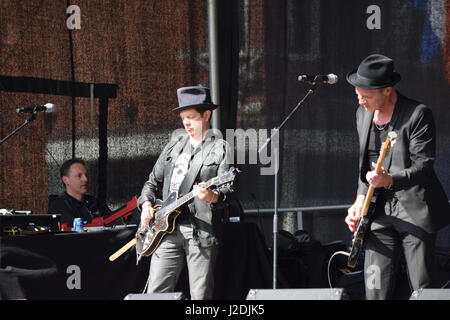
left=0, top=0, right=449, bottom=246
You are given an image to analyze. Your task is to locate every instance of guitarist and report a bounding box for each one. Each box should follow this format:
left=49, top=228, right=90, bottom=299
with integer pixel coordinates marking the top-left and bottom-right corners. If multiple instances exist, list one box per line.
left=138, top=86, right=234, bottom=300
left=344, top=54, right=450, bottom=300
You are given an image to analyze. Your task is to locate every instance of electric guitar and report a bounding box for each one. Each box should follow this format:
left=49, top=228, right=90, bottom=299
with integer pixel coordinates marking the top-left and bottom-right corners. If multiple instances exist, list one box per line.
left=347, top=131, right=397, bottom=268
left=135, top=167, right=240, bottom=257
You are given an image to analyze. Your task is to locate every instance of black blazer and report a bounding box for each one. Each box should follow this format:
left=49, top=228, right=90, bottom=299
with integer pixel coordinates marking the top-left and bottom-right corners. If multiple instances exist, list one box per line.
left=138, top=131, right=234, bottom=246
left=356, top=92, right=450, bottom=233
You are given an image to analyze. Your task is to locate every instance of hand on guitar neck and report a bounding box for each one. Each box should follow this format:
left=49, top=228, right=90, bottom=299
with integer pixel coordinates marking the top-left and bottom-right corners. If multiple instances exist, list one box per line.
left=192, top=182, right=219, bottom=204
left=365, top=162, right=394, bottom=189
left=139, top=183, right=218, bottom=227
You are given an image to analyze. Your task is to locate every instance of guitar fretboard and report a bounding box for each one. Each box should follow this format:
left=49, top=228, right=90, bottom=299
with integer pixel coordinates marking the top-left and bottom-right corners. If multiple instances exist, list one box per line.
left=157, top=179, right=215, bottom=218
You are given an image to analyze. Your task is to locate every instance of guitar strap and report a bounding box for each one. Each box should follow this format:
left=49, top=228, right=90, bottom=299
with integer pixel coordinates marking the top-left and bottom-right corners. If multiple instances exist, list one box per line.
left=177, top=138, right=216, bottom=197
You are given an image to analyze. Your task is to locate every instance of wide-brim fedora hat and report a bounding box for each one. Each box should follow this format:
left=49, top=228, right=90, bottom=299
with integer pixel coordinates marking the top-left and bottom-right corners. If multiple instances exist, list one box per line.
left=172, top=86, right=218, bottom=113
left=346, top=54, right=401, bottom=89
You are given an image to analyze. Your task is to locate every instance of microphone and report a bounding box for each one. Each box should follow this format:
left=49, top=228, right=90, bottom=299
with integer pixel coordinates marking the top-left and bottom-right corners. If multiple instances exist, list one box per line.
left=16, top=103, right=55, bottom=114
left=298, top=73, right=338, bottom=84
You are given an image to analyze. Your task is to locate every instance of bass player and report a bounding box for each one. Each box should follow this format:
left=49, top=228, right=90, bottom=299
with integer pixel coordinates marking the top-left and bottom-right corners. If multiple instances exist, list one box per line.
left=344, top=54, right=450, bottom=299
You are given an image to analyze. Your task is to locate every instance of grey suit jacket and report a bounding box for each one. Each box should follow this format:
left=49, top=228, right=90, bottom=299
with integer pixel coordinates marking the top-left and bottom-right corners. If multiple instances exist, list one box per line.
left=356, top=92, right=450, bottom=233
left=138, top=130, right=234, bottom=246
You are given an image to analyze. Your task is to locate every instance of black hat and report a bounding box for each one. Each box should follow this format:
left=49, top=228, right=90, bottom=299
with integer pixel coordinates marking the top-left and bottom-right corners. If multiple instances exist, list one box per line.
left=171, top=86, right=218, bottom=113
left=346, top=54, right=401, bottom=89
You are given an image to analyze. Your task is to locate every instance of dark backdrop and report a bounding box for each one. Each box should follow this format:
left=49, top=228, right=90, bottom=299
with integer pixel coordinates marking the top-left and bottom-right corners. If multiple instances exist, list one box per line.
left=1, top=0, right=449, bottom=246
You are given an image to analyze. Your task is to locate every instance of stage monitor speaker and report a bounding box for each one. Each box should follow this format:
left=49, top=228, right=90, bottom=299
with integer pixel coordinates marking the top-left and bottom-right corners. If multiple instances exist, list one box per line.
left=246, top=288, right=347, bottom=300
left=124, top=292, right=185, bottom=300
left=409, top=289, right=450, bottom=300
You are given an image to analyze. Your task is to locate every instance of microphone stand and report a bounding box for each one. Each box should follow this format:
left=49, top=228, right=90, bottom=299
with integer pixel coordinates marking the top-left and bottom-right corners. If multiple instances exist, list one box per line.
left=0, top=113, right=38, bottom=146
left=259, top=80, right=319, bottom=289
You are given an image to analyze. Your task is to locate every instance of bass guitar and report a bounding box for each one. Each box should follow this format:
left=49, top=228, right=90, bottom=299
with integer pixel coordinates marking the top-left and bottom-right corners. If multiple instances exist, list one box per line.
left=135, top=167, right=240, bottom=257
left=347, top=131, right=397, bottom=268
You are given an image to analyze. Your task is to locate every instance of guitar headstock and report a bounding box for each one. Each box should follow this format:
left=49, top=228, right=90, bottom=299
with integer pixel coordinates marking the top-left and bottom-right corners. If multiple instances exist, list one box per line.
left=388, top=131, right=397, bottom=147
left=379, top=131, right=397, bottom=159
left=209, top=167, right=240, bottom=188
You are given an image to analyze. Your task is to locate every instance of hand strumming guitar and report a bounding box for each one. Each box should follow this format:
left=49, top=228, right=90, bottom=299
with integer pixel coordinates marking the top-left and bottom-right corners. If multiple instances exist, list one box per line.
left=141, top=200, right=155, bottom=226
left=345, top=195, right=366, bottom=232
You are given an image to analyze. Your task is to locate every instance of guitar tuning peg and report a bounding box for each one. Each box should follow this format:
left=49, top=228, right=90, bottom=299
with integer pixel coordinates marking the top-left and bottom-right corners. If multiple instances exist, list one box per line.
left=229, top=166, right=241, bottom=174
left=388, top=131, right=397, bottom=146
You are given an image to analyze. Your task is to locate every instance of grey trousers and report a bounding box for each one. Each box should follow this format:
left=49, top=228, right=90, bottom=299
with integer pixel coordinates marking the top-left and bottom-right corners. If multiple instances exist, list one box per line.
left=145, top=223, right=218, bottom=300
left=364, top=194, right=436, bottom=300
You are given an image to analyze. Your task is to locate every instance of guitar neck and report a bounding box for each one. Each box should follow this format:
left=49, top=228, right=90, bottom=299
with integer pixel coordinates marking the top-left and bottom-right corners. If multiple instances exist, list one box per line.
left=360, top=185, right=375, bottom=217
left=360, top=137, right=391, bottom=217
left=161, top=180, right=214, bottom=215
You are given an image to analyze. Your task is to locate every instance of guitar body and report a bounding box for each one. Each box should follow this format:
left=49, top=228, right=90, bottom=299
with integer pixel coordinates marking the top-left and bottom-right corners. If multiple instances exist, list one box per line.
left=135, top=192, right=182, bottom=257
left=347, top=199, right=376, bottom=268
left=134, top=167, right=240, bottom=257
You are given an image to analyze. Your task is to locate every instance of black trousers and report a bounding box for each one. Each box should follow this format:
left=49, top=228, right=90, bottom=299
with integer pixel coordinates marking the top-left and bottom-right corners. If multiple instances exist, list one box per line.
left=364, top=192, right=436, bottom=300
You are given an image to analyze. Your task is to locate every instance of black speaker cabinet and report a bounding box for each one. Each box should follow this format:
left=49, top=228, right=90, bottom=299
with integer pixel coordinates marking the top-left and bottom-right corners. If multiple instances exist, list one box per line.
left=246, top=288, right=347, bottom=300
left=124, top=292, right=185, bottom=300
left=409, top=289, right=450, bottom=300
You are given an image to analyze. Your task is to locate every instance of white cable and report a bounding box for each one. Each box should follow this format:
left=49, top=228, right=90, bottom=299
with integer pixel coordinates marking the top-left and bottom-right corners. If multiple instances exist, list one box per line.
left=327, top=251, right=350, bottom=288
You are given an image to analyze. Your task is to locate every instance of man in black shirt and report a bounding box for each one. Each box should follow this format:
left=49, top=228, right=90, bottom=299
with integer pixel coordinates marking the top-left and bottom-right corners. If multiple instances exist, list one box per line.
left=48, top=158, right=102, bottom=226
left=344, top=54, right=450, bottom=299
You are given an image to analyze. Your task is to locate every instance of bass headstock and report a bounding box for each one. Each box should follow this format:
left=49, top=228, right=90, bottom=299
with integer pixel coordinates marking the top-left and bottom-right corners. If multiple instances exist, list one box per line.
left=388, top=131, right=397, bottom=147
left=380, top=131, right=397, bottom=157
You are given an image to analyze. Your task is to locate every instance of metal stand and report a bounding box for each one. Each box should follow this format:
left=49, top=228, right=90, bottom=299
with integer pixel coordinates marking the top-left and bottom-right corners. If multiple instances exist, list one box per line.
left=259, top=81, right=319, bottom=289
left=0, top=113, right=37, bottom=147
left=272, top=142, right=279, bottom=289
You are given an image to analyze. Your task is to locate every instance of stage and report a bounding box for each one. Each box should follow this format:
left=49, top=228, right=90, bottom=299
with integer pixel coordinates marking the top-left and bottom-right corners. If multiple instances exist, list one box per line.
left=0, top=222, right=273, bottom=300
